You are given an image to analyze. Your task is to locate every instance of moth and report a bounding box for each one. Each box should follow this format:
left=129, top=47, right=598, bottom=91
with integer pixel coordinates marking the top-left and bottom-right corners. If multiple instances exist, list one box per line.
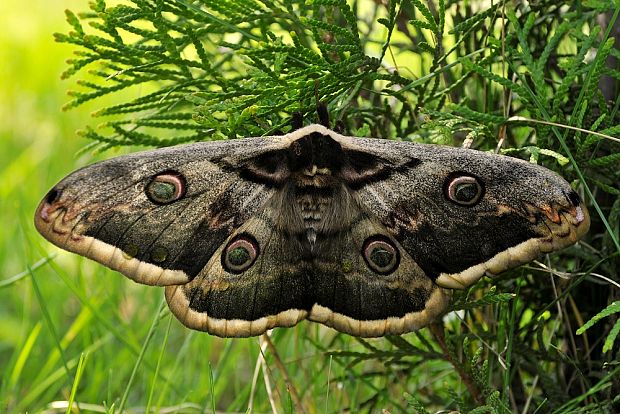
left=35, top=124, right=589, bottom=337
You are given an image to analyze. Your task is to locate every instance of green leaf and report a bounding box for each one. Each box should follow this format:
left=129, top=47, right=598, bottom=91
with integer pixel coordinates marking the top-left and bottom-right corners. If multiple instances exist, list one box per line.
left=590, top=179, right=620, bottom=195
left=583, top=0, right=617, bottom=10
left=451, top=286, right=515, bottom=312
left=409, top=19, right=437, bottom=32
left=410, top=0, right=438, bottom=33
left=603, top=318, right=620, bottom=353
left=577, top=301, right=620, bottom=334
left=449, top=3, right=499, bottom=34
left=403, top=392, right=431, bottom=414
left=589, top=152, right=620, bottom=167
left=552, top=26, right=601, bottom=113
left=64, top=9, right=84, bottom=36
left=462, top=58, right=532, bottom=102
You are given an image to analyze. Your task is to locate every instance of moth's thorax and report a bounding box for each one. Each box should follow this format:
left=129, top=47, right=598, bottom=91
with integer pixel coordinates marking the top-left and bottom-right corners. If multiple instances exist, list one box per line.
left=292, top=165, right=335, bottom=187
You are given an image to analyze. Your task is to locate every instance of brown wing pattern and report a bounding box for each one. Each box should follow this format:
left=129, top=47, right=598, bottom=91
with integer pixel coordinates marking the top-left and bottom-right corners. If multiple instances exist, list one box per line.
left=35, top=124, right=589, bottom=337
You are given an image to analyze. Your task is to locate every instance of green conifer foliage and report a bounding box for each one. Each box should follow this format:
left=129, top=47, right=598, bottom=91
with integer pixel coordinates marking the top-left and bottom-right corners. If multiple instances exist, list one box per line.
left=54, top=0, right=619, bottom=411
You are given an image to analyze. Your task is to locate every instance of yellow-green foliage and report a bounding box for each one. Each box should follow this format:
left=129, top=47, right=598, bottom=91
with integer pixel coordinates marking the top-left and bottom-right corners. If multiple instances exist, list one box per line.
left=1, top=0, right=619, bottom=413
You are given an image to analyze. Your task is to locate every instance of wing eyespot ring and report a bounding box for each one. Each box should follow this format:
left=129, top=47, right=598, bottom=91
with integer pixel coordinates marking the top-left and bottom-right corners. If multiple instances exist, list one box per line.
left=145, top=171, right=186, bottom=205
left=444, top=173, right=484, bottom=206
left=222, top=234, right=259, bottom=274
left=362, top=235, right=400, bottom=275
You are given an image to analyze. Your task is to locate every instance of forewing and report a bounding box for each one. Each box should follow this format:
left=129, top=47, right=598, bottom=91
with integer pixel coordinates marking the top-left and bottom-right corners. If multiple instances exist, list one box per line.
left=331, top=135, right=589, bottom=290
left=34, top=137, right=291, bottom=286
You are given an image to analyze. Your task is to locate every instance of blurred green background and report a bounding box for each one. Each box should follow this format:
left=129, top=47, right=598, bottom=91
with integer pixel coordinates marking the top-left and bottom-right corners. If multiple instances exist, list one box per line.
left=0, top=1, right=260, bottom=412
left=3, top=1, right=617, bottom=412
left=1, top=0, right=97, bottom=274
left=0, top=2, right=412, bottom=412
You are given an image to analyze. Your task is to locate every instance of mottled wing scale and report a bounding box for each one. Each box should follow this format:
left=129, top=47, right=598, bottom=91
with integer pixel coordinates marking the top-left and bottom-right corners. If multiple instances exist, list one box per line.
left=166, top=203, right=313, bottom=337
left=333, top=135, right=589, bottom=290
left=36, top=137, right=291, bottom=286
left=306, top=207, right=450, bottom=336
left=35, top=124, right=589, bottom=337
left=165, top=181, right=449, bottom=337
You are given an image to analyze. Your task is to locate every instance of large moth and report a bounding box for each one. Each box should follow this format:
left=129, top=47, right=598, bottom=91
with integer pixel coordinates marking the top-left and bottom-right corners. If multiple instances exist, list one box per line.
left=35, top=124, right=589, bottom=337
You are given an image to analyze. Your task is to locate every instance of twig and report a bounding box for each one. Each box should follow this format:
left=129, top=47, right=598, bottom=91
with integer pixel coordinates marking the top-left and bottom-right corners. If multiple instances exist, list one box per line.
left=530, top=261, right=620, bottom=289
left=261, top=333, right=308, bottom=414
left=429, top=322, right=483, bottom=405
left=248, top=336, right=272, bottom=413
left=258, top=334, right=280, bottom=414
left=507, top=116, right=620, bottom=144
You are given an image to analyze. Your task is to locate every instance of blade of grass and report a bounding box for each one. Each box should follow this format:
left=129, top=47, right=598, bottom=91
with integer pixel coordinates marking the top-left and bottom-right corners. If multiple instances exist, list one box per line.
left=65, top=352, right=88, bottom=414
left=117, top=297, right=167, bottom=413
left=28, top=264, right=71, bottom=383
left=0, top=254, right=56, bottom=288
left=16, top=334, right=111, bottom=412
left=145, top=315, right=173, bottom=414
left=8, top=323, right=42, bottom=388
